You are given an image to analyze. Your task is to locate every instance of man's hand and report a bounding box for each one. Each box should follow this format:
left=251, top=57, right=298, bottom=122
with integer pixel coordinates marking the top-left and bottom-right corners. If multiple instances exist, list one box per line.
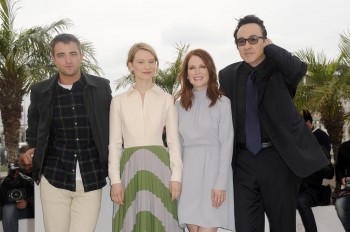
left=16, top=199, right=28, bottom=209
left=19, top=148, right=35, bottom=173
left=264, top=38, right=273, bottom=47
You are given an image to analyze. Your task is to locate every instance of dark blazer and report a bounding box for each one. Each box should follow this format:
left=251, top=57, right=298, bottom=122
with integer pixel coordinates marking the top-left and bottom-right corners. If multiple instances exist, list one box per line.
left=26, top=72, right=112, bottom=183
left=219, top=44, right=329, bottom=178
left=336, top=140, right=350, bottom=183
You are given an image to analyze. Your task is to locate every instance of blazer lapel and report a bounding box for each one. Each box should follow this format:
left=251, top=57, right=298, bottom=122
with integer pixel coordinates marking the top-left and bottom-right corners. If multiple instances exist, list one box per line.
left=231, top=64, right=241, bottom=128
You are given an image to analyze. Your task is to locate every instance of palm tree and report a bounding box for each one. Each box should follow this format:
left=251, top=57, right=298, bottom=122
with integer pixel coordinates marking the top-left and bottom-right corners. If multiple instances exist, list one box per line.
left=0, top=0, right=102, bottom=165
left=115, top=43, right=189, bottom=95
left=294, top=31, right=350, bottom=161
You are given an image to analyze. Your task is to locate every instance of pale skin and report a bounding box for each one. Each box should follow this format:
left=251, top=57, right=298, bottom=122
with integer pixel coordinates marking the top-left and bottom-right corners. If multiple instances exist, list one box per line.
left=204, top=189, right=226, bottom=232
left=186, top=55, right=226, bottom=232
left=236, top=23, right=272, bottom=68
left=51, top=41, right=83, bottom=84
left=22, top=42, right=83, bottom=161
left=110, top=49, right=181, bottom=205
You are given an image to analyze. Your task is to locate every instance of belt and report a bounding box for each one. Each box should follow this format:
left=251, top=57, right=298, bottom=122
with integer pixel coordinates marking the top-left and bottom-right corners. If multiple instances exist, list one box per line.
left=236, top=142, right=273, bottom=150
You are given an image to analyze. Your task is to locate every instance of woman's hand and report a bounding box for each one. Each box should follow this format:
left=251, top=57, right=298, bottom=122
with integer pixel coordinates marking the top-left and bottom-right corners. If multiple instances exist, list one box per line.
left=111, top=183, right=124, bottom=205
left=169, top=181, right=181, bottom=201
left=212, top=189, right=226, bottom=208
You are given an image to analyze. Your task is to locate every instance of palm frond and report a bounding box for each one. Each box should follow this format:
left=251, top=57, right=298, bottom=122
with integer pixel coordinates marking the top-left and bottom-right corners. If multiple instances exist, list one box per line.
left=339, top=30, right=350, bottom=66
left=295, top=34, right=350, bottom=160
left=115, top=74, right=134, bottom=90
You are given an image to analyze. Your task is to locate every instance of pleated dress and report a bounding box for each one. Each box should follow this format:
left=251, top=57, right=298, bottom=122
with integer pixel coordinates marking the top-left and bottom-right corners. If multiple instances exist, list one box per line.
left=109, top=85, right=183, bottom=232
left=176, top=89, right=235, bottom=231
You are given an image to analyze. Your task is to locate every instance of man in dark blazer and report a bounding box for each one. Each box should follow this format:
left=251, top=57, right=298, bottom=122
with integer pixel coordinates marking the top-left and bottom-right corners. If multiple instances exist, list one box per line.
left=219, top=15, right=329, bottom=232
left=297, top=110, right=334, bottom=232
left=22, top=34, right=112, bottom=232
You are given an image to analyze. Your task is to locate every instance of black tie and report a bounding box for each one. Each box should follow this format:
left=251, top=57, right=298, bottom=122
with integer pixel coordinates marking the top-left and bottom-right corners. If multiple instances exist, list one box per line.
left=245, top=71, right=261, bottom=155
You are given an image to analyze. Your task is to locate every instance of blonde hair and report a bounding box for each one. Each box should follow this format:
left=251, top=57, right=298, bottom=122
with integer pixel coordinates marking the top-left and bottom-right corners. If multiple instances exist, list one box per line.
left=126, top=42, right=159, bottom=66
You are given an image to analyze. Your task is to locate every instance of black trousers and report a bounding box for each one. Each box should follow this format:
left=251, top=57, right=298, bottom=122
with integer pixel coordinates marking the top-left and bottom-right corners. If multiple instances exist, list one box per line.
left=234, top=147, right=300, bottom=232
left=297, top=189, right=318, bottom=232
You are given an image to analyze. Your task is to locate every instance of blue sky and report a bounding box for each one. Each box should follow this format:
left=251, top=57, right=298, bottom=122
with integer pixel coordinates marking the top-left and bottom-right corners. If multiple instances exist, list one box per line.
left=14, top=0, right=350, bottom=95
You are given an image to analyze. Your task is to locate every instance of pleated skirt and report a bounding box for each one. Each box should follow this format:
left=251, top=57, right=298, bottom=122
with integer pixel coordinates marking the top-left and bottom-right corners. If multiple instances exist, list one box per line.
left=112, top=146, right=183, bottom=232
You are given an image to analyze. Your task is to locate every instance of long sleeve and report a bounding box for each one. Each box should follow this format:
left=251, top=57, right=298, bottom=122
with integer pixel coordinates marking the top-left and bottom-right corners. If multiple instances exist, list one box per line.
left=316, top=163, right=334, bottom=180
left=165, top=95, right=183, bottom=182
left=264, top=44, right=307, bottom=90
left=214, top=97, right=234, bottom=190
left=108, top=96, right=123, bottom=185
left=26, top=84, right=40, bottom=149
left=175, top=102, right=185, bottom=158
left=108, top=86, right=183, bottom=185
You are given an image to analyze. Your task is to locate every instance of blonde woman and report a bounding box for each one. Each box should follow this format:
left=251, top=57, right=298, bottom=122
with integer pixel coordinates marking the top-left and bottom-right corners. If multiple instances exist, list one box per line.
left=108, top=43, right=183, bottom=231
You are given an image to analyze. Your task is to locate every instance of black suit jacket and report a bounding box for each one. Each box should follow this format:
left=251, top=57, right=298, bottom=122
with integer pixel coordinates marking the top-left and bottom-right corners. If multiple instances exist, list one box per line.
left=219, top=44, right=329, bottom=178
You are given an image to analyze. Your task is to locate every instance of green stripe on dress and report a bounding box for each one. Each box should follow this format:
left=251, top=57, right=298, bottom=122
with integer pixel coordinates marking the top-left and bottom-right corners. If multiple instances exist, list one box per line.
left=113, top=146, right=181, bottom=232
left=132, top=211, right=165, bottom=232
left=120, top=146, right=171, bottom=173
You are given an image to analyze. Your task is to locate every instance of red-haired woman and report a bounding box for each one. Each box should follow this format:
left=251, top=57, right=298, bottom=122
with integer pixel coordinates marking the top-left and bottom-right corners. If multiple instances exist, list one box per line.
left=175, top=49, right=234, bottom=232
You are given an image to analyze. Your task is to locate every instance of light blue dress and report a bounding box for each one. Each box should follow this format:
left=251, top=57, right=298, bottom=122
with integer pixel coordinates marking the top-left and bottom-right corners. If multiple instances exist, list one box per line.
left=176, top=89, right=235, bottom=230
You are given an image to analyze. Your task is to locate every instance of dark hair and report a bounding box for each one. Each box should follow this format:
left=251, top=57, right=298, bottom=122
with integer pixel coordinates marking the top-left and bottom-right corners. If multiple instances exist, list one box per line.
left=18, top=145, right=29, bottom=155
left=303, top=109, right=313, bottom=122
left=233, top=15, right=267, bottom=44
left=50, top=33, right=81, bottom=55
left=175, top=49, right=222, bottom=110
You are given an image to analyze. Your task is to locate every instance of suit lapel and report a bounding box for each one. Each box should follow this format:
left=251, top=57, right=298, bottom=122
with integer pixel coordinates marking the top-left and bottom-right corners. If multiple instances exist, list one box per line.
left=231, top=64, right=241, bottom=128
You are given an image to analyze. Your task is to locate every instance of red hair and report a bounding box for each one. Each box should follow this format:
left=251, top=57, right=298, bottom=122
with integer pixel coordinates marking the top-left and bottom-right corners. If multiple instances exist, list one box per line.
left=175, top=49, right=222, bottom=110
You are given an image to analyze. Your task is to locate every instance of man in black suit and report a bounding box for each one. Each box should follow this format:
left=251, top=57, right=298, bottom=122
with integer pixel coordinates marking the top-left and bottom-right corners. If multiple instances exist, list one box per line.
left=297, top=110, right=334, bottom=232
left=219, top=15, right=329, bottom=232
left=303, top=110, right=331, bottom=152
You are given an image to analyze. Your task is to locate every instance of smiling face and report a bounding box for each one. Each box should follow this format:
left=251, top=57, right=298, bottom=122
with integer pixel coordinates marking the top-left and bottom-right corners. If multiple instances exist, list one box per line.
left=187, top=55, right=209, bottom=91
left=51, top=41, right=83, bottom=81
left=128, top=49, right=157, bottom=82
left=236, top=23, right=266, bottom=67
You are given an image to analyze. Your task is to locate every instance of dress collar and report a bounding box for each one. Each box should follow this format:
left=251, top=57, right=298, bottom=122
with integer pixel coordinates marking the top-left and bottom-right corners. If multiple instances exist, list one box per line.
left=192, top=88, right=207, bottom=100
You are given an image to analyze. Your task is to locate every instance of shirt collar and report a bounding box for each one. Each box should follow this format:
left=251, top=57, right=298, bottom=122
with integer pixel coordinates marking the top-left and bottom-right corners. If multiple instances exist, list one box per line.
left=56, top=74, right=85, bottom=91
left=126, top=84, right=163, bottom=96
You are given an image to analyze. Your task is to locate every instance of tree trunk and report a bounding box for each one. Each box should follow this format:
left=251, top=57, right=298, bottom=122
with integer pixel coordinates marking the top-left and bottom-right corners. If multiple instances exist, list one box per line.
left=0, top=78, right=24, bottom=165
